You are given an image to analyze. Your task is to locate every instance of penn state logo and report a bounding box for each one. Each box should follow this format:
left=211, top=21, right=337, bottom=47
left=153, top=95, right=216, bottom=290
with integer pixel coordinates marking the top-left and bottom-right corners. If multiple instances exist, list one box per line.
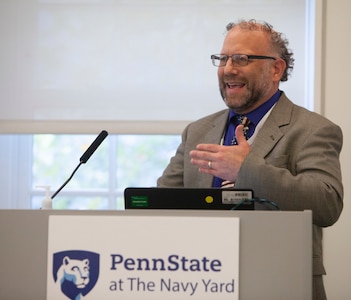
left=53, top=250, right=99, bottom=300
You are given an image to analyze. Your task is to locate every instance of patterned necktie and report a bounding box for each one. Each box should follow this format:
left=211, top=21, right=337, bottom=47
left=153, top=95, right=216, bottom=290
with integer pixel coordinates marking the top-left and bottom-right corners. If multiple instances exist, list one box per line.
left=230, top=115, right=253, bottom=145
left=213, top=115, right=255, bottom=188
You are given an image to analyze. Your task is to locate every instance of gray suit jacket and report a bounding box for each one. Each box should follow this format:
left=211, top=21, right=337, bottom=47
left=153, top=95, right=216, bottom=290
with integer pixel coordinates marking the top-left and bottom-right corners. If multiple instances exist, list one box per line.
left=157, top=92, right=343, bottom=275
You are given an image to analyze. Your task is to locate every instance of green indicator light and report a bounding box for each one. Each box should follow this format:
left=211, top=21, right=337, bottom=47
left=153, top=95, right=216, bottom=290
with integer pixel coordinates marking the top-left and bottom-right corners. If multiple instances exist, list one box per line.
left=131, top=196, right=149, bottom=207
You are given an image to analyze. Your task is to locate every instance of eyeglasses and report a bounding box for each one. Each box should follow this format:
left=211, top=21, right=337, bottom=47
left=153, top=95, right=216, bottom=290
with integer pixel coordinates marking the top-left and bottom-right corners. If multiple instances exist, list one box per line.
left=211, top=54, right=276, bottom=67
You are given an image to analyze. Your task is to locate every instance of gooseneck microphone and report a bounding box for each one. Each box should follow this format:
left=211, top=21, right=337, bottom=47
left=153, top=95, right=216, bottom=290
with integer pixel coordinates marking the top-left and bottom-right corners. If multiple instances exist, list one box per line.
left=79, top=130, right=109, bottom=163
left=51, top=130, right=108, bottom=200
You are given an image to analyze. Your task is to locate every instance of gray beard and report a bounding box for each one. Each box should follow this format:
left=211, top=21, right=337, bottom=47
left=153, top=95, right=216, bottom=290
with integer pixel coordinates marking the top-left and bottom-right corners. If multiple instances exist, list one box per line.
left=220, top=88, right=262, bottom=113
left=220, top=76, right=271, bottom=113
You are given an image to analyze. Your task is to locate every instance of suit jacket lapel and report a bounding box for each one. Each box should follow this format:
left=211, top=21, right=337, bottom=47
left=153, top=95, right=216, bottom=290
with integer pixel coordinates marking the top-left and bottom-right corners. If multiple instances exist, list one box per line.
left=204, top=110, right=229, bottom=145
left=251, top=93, right=292, bottom=157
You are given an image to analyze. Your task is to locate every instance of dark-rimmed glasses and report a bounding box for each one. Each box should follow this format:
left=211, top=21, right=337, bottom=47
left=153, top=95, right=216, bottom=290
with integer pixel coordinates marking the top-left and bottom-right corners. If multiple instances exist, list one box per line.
left=211, top=54, right=276, bottom=67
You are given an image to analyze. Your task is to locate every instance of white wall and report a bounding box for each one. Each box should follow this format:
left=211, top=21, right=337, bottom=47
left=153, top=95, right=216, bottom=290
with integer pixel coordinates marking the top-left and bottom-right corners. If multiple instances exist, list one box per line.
left=323, top=0, right=351, bottom=299
left=0, top=0, right=308, bottom=134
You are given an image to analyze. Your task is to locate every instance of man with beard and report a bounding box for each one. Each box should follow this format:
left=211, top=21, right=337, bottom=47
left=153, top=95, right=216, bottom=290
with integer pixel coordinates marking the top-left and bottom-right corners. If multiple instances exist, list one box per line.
left=157, top=19, right=343, bottom=300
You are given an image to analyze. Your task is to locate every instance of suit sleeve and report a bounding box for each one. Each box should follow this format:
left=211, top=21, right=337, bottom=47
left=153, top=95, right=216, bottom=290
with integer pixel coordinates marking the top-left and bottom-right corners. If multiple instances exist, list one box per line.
left=236, top=121, right=343, bottom=227
left=157, top=125, right=189, bottom=187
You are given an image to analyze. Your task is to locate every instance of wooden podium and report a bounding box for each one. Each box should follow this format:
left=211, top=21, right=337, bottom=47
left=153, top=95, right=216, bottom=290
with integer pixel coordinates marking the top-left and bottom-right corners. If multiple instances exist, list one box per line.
left=0, top=209, right=312, bottom=300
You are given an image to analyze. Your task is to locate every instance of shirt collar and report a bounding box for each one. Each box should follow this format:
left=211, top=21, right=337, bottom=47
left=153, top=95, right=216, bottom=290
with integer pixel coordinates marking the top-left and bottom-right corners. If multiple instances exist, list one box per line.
left=228, top=89, right=282, bottom=126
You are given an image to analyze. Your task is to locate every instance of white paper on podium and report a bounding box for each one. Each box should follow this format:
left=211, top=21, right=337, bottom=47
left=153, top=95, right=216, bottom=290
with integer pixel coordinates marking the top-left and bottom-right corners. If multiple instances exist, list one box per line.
left=47, top=214, right=240, bottom=300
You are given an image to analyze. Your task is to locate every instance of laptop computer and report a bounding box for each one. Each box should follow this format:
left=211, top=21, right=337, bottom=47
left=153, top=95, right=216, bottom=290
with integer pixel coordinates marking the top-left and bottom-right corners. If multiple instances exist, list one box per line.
left=124, top=187, right=255, bottom=210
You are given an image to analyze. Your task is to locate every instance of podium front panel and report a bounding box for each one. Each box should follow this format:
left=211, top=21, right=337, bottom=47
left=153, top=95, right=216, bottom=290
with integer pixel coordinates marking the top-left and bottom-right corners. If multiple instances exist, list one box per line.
left=0, top=209, right=312, bottom=300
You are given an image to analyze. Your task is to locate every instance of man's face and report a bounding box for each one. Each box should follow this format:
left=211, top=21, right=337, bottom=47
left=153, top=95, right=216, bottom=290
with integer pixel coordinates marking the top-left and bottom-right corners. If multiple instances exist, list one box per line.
left=218, top=27, right=279, bottom=114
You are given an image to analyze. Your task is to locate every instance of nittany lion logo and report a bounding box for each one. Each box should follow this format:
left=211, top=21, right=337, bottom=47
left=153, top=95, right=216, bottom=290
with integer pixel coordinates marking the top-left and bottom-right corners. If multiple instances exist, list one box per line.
left=53, top=250, right=99, bottom=300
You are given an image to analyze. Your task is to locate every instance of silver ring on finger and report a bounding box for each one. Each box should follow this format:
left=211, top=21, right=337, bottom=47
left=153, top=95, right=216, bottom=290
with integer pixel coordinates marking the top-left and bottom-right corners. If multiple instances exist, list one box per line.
left=207, top=160, right=212, bottom=169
